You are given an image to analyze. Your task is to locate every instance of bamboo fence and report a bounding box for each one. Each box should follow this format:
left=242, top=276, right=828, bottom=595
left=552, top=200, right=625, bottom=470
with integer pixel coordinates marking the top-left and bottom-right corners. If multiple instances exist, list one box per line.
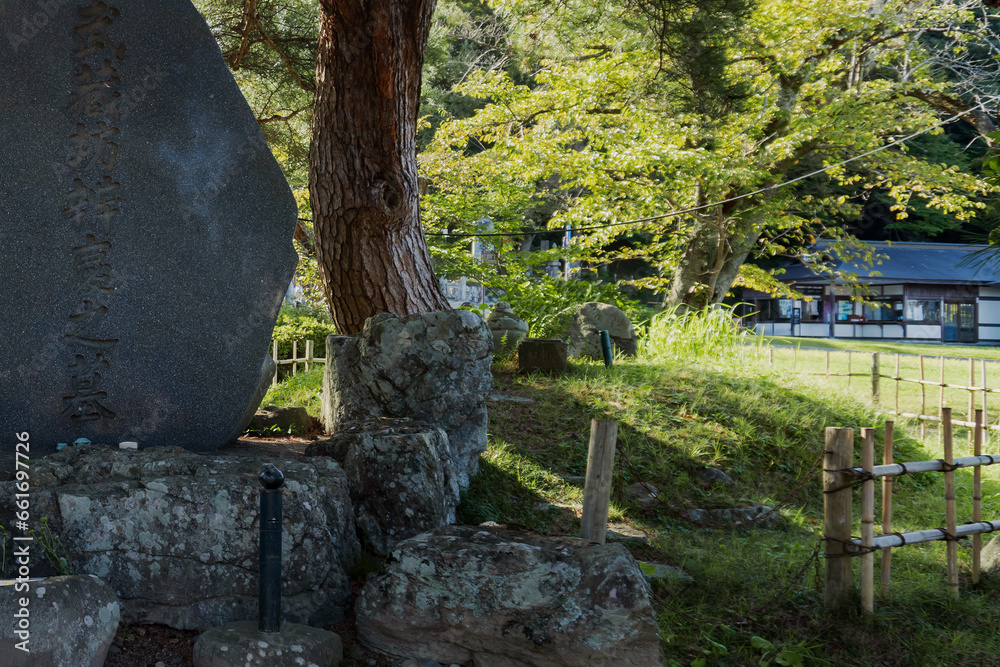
left=270, top=339, right=325, bottom=386
left=770, top=348, right=1000, bottom=439
left=824, top=410, right=996, bottom=612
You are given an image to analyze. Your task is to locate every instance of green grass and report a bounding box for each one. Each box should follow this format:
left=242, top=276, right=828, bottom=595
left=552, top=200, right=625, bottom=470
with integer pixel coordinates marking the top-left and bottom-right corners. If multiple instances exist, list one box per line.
left=265, top=314, right=1000, bottom=665
left=478, top=356, right=1000, bottom=665
left=765, top=336, right=1000, bottom=359
left=260, top=366, right=324, bottom=416
left=762, top=344, right=1000, bottom=447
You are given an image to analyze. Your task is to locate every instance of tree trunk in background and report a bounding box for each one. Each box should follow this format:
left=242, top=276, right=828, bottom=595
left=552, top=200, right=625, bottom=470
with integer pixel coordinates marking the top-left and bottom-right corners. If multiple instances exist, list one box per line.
left=664, top=209, right=763, bottom=309
left=310, top=0, right=449, bottom=334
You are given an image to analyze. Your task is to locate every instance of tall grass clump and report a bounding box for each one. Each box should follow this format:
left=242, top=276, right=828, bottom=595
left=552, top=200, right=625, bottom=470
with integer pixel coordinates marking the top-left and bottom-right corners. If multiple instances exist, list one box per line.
left=639, top=304, right=767, bottom=364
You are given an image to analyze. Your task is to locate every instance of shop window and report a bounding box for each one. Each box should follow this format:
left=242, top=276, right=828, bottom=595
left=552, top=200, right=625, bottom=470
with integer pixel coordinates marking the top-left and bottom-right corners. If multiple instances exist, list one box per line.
left=905, top=299, right=941, bottom=322
left=801, top=300, right=822, bottom=322
left=757, top=299, right=791, bottom=321
left=863, top=299, right=903, bottom=322
left=836, top=299, right=855, bottom=321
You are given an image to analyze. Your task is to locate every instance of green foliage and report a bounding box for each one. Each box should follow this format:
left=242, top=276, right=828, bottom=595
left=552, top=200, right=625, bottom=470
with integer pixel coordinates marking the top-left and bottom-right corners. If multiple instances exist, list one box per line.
left=30, top=517, right=73, bottom=576
left=421, top=0, right=998, bottom=306
left=639, top=304, right=767, bottom=364
left=261, top=367, right=324, bottom=417
left=271, top=306, right=337, bottom=362
left=503, top=277, right=640, bottom=338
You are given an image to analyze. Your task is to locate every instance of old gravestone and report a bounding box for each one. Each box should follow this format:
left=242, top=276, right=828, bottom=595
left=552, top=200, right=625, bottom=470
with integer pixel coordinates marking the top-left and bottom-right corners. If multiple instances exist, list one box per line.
left=0, top=0, right=298, bottom=464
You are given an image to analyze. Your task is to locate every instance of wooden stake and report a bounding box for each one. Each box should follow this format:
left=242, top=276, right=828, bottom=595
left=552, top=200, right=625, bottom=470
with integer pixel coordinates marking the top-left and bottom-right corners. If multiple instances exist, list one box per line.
left=824, top=427, right=855, bottom=609
left=920, top=355, right=927, bottom=439
left=581, top=419, right=619, bottom=544
left=848, top=352, right=853, bottom=388
left=881, top=421, right=894, bottom=599
left=982, top=359, right=989, bottom=452
left=871, top=352, right=880, bottom=404
left=939, top=357, right=946, bottom=446
left=826, top=350, right=831, bottom=379
left=861, top=427, right=876, bottom=613
left=305, top=339, right=314, bottom=372
left=272, top=340, right=279, bottom=387
left=943, top=407, right=959, bottom=600
left=974, top=408, right=984, bottom=585
left=292, top=340, right=299, bottom=376
left=970, top=357, right=976, bottom=450
left=895, top=352, right=899, bottom=414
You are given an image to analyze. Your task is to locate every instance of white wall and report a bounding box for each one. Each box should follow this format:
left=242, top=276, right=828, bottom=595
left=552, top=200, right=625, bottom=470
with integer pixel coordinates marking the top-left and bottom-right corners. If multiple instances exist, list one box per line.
left=979, top=301, right=1000, bottom=325
left=907, top=325, right=941, bottom=339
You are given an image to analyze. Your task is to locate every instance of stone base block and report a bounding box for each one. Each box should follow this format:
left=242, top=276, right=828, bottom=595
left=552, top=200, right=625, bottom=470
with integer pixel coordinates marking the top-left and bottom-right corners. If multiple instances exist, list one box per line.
left=517, top=338, right=568, bottom=373
left=193, top=621, right=343, bottom=667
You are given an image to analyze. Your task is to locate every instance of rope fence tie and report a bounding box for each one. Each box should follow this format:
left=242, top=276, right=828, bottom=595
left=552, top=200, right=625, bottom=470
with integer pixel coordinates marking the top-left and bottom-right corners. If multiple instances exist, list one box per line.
left=937, top=459, right=961, bottom=473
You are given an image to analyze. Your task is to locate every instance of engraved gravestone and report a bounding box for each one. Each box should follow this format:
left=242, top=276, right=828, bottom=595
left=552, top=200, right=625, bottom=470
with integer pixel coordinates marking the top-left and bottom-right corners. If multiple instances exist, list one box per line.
left=0, top=0, right=298, bottom=464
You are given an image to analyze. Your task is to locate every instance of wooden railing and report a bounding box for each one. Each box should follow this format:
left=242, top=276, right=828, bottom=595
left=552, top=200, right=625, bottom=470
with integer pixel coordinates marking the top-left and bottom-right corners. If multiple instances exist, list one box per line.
left=824, top=410, right=995, bottom=612
left=270, top=340, right=325, bottom=386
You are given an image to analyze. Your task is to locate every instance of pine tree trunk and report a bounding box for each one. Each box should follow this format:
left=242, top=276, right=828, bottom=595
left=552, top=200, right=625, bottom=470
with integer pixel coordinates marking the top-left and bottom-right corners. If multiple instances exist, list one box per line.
left=310, top=0, right=449, bottom=334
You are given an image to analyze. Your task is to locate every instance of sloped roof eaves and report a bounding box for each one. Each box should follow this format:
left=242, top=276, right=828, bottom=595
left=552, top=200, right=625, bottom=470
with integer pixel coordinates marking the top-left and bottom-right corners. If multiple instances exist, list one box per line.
left=777, top=243, right=1000, bottom=286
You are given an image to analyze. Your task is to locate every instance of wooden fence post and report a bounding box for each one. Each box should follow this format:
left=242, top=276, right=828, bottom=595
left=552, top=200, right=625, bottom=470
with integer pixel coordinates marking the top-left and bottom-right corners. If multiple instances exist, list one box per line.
left=974, top=408, right=984, bottom=585
left=292, top=340, right=299, bottom=376
left=305, top=339, right=314, bottom=372
left=982, top=359, right=990, bottom=451
left=272, top=340, right=279, bottom=387
left=881, top=421, right=894, bottom=599
left=970, top=358, right=976, bottom=449
left=871, top=352, right=880, bottom=404
left=861, top=427, right=875, bottom=613
left=943, top=407, right=959, bottom=601
left=824, top=427, right=855, bottom=609
left=581, top=419, right=619, bottom=544
left=919, top=355, right=927, bottom=439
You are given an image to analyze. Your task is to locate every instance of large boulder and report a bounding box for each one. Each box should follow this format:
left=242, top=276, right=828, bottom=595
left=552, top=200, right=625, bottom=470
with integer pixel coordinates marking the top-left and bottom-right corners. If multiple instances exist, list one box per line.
left=305, top=419, right=460, bottom=556
left=0, top=0, right=298, bottom=467
left=356, top=526, right=667, bottom=667
left=564, top=302, right=638, bottom=359
left=321, top=310, right=493, bottom=489
left=0, top=446, right=359, bottom=631
left=0, top=574, right=120, bottom=667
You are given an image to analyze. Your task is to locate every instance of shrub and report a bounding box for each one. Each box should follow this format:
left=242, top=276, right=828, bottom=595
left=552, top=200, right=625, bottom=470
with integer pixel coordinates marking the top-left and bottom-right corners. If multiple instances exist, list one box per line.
left=271, top=305, right=337, bottom=362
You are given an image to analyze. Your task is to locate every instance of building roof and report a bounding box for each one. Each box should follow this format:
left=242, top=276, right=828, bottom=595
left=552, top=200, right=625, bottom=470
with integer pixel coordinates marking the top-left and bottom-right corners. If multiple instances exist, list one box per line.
left=779, top=241, right=1000, bottom=286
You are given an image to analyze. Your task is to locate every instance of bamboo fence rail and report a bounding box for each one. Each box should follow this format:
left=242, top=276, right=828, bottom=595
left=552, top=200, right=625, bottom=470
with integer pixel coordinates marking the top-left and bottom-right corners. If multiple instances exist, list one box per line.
left=769, top=348, right=1000, bottom=437
left=270, top=339, right=325, bottom=386
left=824, top=411, right=995, bottom=612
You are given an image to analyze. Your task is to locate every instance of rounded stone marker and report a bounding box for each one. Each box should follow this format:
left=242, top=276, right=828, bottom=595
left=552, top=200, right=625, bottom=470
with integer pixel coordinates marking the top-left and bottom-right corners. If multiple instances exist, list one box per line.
left=193, top=621, right=343, bottom=667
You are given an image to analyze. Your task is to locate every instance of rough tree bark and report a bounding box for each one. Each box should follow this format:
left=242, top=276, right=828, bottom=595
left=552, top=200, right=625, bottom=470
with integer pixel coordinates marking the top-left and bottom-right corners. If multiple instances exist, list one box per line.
left=310, top=0, right=449, bottom=334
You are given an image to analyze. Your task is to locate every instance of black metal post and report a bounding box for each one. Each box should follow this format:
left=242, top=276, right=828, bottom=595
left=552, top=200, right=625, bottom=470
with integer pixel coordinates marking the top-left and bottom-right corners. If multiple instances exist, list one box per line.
left=258, top=464, right=284, bottom=633
left=599, top=330, right=614, bottom=368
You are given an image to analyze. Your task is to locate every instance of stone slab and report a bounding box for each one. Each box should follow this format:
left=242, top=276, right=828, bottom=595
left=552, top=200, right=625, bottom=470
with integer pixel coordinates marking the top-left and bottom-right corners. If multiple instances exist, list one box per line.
left=0, top=574, right=121, bottom=667
left=193, top=621, right=342, bottom=667
left=0, top=446, right=360, bottom=630
left=0, top=0, right=298, bottom=465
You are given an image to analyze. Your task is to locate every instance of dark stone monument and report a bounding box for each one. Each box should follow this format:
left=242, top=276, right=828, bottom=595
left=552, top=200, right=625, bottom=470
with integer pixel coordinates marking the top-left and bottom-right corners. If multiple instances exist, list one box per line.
left=518, top=338, right=569, bottom=373
left=0, top=0, right=298, bottom=464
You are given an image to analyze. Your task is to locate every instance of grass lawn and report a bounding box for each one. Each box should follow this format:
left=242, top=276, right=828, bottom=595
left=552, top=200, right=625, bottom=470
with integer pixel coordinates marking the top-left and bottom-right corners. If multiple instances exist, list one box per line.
left=265, top=328, right=1000, bottom=665
left=764, top=336, right=1000, bottom=359
left=760, top=341, right=1000, bottom=447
